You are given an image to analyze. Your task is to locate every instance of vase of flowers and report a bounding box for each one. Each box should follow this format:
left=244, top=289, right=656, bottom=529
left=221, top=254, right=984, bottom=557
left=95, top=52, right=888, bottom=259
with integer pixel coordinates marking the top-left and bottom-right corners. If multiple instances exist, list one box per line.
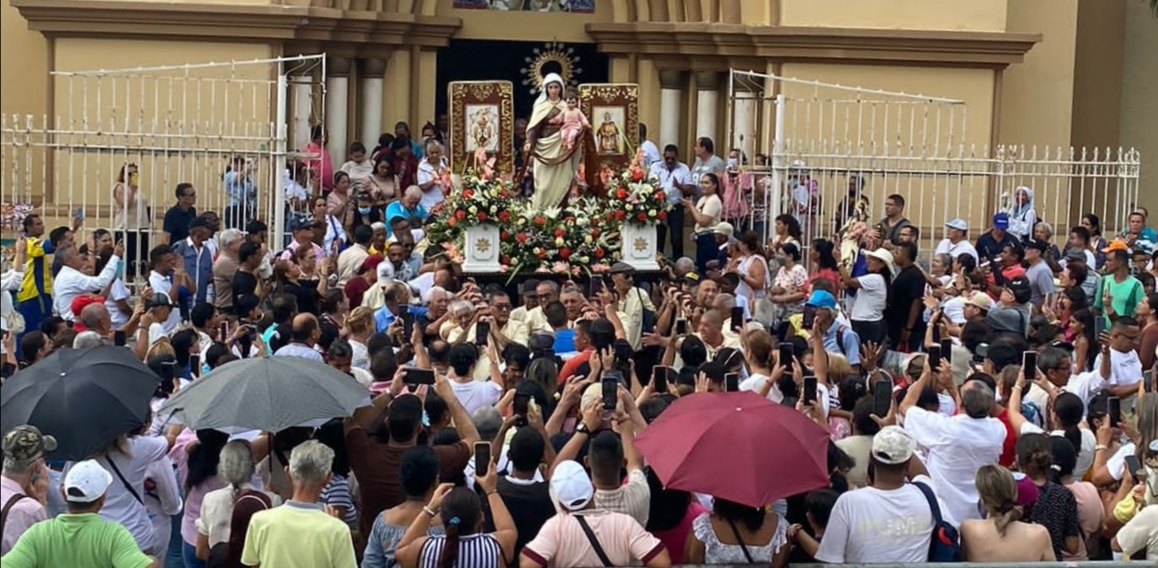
left=440, top=173, right=518, bottom=273
left=604, top=167, right=670, bottom=271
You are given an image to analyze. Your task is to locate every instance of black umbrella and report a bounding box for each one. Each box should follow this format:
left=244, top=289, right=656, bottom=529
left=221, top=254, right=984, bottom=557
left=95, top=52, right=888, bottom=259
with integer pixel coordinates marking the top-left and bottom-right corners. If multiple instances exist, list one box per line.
left=1, top=345, right=159, bottom=461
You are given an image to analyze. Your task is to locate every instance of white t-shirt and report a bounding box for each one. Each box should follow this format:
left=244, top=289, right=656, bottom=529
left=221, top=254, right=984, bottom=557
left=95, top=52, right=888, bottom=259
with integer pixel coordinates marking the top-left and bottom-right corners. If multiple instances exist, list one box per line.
left=148, top=271, right=183, bottom=333
left=106, top=278, right=132, bottom=329
left=89, top=436, right=171, bottom=552
left=448, top=378, right=502, bottom=417
left=850, top=273, right=887, bottom=322
left=816, top=474, right=946, bottom=564
left=695, top=194, right=722, bottom=232
left=416, top=158, right=447, bottom=211
left=1095, top=349, right=1144, bottom=388
left=901, top=406, right=1005, bottom=526
left=934, top=238, right=979, bottom=261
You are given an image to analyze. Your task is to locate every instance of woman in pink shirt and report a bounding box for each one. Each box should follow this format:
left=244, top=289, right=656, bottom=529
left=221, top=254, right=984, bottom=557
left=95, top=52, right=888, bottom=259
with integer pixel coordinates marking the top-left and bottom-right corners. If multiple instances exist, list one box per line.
left=305, top=125, right=334, bottom=195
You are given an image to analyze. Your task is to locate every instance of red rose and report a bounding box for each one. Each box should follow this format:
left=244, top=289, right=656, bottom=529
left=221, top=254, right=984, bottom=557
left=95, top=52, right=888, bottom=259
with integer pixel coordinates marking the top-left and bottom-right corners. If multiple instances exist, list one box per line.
left=536, top=250, right=547, bottom=259
left=560, top=247, right=571, bottom=259
left=615, top=210, right=626, bottom=221
left=477, top=211, right=487, bottom=222
left=497, top=211, right=510, bottom=222
left=501, top=255, right=511, bottom=265
left=554, top=228, right=565, bottom=238
left=534, top=216, right=546, bottom=226
left=631, top=169, right=644, bottom=182
left=658, top=211, right=667, bottom=221
left=592, top=229, right=601, bottom=238
left=656, top=191, right=666, bottom=200
left=448, top=217, right=457, bottom=227
left=463, top=189, right=474, bottom=199
left=455, top=210, right=466, bottom=220
left=637, top=212, right=647, bottom=222
left=594, top=247, right=604, bottom=259
left=516, top=232, right=528, bottom=243
left=616, top=188, right=628, bottom=199
left=501, top=230, right=509, bottom=240
left=500, top=190, right=509, bottom=198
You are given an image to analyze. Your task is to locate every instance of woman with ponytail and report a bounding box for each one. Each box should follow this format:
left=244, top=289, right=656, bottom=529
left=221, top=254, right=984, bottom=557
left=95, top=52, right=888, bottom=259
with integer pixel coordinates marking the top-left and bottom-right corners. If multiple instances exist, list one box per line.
left=1016, top=433, right=1081, bottom=559
left=179, top=429, right=230, bottom=567
left=395, top=465, right=517, bottom=568
left=961, top=464, right=1054, bottom=561
left=1049, top=437, right=1103, bottom=561
left=1051, top=393, right=1096, bottom=479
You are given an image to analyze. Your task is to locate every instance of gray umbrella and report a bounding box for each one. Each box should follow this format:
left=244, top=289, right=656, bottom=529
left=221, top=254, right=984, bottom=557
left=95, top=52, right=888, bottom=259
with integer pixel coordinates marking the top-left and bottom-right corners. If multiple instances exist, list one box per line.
left=159, top=357, right=371, bottom=432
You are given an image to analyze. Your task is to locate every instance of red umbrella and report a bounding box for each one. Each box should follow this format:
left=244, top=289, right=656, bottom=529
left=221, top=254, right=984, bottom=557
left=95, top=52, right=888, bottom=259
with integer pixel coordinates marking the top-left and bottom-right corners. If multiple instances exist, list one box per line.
left=635, top=391, right=830, bottom=508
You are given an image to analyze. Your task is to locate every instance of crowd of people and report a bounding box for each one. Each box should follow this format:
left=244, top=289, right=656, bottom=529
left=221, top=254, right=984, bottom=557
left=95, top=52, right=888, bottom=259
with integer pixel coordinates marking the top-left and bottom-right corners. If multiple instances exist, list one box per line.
left=0, top=122, right=1157, bottom=568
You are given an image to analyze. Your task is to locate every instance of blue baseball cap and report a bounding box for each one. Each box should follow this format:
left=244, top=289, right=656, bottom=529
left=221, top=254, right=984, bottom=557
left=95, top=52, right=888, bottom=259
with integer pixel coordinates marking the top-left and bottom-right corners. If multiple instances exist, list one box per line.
left=806, top=290, right=837, bottom=309
left=993, top=212, right=1009, bottom=230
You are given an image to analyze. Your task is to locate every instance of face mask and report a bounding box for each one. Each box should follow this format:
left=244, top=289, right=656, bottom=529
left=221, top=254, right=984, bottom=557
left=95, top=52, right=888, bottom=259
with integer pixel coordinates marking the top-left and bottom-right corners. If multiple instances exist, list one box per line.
left=358, top=206, right=372, bottom=215
left=726, top=158, right=739, bottom=168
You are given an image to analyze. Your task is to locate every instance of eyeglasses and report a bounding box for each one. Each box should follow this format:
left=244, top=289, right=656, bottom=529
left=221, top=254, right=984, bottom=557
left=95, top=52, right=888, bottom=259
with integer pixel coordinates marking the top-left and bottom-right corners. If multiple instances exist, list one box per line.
left=491, top=304, right=512, bottom=311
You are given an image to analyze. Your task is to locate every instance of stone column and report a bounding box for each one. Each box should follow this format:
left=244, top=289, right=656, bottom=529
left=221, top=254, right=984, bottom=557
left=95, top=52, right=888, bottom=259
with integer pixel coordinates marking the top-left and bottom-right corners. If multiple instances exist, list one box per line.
left=695, top=72, right=721, bottom=146
left=361, top=58, right=387, bottom=147
left=325, top=58, right=351, bottom=167
left=732, top=82, right=758, bottom=159
left=658, top=70, right=684, bottom=149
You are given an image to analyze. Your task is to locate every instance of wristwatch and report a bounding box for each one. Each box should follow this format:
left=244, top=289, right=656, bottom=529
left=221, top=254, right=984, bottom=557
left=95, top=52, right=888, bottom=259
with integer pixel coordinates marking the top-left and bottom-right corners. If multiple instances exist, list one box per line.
left=575, top=422, right=591, bottom=435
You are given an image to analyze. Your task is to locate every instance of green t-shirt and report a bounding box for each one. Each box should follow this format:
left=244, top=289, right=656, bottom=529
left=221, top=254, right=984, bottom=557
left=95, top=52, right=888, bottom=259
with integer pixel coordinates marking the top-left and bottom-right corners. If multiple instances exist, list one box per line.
left=1098, top=274, right=1144, bottom=329
left=0, top=513, right=152, bottom=568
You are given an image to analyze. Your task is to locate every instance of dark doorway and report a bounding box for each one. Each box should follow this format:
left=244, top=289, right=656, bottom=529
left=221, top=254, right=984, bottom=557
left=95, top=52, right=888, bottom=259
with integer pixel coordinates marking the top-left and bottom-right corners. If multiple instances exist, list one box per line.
left=435, top=39, right=609, bottom=121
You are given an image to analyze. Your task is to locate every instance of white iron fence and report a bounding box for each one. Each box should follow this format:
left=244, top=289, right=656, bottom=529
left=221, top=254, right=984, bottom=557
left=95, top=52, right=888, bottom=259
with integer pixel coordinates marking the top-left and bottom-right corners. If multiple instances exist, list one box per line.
left=726, top=70, right=1141, bottom=259
left=1, top=55, right=327, bottom=277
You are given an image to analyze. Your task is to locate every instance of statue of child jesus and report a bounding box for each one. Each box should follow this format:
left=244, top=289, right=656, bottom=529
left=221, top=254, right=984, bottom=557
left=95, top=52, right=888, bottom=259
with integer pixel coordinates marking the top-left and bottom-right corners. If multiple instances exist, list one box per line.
left=550, top=88, right=591, bottom=151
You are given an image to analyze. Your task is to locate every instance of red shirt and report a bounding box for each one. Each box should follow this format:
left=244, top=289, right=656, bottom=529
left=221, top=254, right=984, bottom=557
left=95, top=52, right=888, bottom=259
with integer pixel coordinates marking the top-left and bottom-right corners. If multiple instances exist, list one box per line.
left=344, top=277, right=371, bottom=309
left=995, top=408, right=1018, bottom=467
left=557, top=348, right=594, bottom=385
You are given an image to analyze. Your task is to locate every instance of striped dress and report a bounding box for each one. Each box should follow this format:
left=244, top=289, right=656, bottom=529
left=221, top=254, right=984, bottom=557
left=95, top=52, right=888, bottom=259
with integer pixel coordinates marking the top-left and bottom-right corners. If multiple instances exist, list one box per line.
left=418, top=533, right=503, bottom=568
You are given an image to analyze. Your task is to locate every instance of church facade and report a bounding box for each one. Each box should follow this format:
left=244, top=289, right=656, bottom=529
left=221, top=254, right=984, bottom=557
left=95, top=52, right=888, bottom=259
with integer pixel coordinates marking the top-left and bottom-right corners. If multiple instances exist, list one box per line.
left=2, top=0, right=1155, bottom=215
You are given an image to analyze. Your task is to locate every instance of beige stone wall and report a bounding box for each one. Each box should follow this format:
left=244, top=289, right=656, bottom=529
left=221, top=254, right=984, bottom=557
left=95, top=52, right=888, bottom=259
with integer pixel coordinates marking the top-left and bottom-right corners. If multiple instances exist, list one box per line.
left=999, top=0, right=1080, bottom=147
left=1121, top=0, right=1158, bottom=214
left=780, top=0, right=1008, bottom=31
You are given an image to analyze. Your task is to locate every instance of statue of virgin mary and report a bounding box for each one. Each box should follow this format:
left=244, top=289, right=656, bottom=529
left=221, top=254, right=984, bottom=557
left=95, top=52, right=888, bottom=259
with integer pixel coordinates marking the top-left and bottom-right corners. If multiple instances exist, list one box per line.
left=525, top=73, right=582, bottom=210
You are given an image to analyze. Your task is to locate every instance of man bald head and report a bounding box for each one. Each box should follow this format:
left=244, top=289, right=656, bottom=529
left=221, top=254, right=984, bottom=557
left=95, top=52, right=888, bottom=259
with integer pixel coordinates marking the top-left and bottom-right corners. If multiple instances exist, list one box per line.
left=290, top=313, right=320, bottom=345
left=80, top=302, right=112, bottom=336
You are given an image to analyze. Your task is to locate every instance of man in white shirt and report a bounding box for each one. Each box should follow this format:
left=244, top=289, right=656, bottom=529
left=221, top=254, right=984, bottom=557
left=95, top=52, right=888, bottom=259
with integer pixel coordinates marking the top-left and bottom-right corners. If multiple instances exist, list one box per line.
left=147, top=245, right=187, bottom=334
left=934, top=218, right=979, bottom=261
left=817, top=426, right=948, bottom=564
left=898, top=358, right=1005, bottom=526
left=52, top=242, right=123, bottom=321
left=690, top=136, right=726, bottom=183
left=336, top=224, right=372, bottom=288
left=637, top=123, right=660, bottom=170
left=648, top=145, right=694, bottom=260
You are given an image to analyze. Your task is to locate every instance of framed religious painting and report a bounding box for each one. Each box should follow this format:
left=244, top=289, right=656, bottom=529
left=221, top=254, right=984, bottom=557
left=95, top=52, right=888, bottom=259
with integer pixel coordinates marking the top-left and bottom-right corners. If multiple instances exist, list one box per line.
left=578, top=83, right=639, bottom=173
left=448, top=81, right=514, bottom=175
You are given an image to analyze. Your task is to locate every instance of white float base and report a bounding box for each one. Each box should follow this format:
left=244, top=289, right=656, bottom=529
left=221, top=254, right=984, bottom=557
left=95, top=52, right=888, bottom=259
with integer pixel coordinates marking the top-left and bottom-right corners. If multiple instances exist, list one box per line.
left=462, top=224, right=503, bottom=273
left=619, top=222, right=661, bottom=271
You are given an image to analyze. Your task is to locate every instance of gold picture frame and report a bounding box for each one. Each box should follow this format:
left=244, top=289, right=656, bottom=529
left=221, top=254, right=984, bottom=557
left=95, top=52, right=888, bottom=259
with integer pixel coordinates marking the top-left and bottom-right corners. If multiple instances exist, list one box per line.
left=579, top=83, right=639, bottom=174
left=448, top=81, right=514, bottom=175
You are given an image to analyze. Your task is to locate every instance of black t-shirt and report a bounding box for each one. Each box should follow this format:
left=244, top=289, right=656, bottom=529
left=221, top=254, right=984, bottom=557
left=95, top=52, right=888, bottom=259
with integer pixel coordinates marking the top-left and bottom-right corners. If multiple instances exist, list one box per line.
left=495, top=477, right=556, bottom=557
left=287, top=279, right=320, bottom=316
left=162, top=205, right=198, bottom=244
left=884, top=264, right=926, bottom=332
left=232, top=270, right=259, bottom=315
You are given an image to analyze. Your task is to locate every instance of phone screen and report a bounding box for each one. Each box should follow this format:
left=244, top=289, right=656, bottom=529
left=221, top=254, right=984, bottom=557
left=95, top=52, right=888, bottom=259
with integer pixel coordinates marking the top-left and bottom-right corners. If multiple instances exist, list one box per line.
left=803, top=376, right=818, bottom=405
left=189, top=354, right=201, bottom=377
left=1108, top=396, right=1122, bottom=428
left=802, top=306, right=817, bottom=330
left=730, top=307, right=744, bottom=332
left=1022, top=351, right=1038, bottom=384
left=940, top=339, right=953, bottom=366
left=652, top=366, right=669, bottom=393
left=404, top=367, right=436, bottom=385
left=590, top=276, right=604, bottom=297
left=475, top=321, right=490, bottom=347
left=474, top=442, right=491, bottom=477
left=779, top=343, right=794, bottom=371
left=873, top=381, right=892, bottom=418
left=399, top=305, right=413, bottom=337
left=219, top=321, right=229, bottom=340
left=1094, top=315, right=1107, bottom=335
left=675, top=318, right=688, bottom=336
left=114, top=330, right=127, bottom=347
left=724, top=372, right=740, bottom=392
left=513, top=393, right=530, bottom=418
left=927, top=344, right=942, bottom=372
left=1124, top=455, right=1142, bottom=484
left=601, top=377, right=619, bottom=410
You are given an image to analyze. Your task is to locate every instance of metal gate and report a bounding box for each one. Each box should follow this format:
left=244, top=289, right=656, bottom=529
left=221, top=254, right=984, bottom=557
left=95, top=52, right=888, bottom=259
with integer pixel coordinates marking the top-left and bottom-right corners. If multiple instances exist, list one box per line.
left=1, top=54, right=327, bottom=273
left=725, top=69, right=1142, bottom=258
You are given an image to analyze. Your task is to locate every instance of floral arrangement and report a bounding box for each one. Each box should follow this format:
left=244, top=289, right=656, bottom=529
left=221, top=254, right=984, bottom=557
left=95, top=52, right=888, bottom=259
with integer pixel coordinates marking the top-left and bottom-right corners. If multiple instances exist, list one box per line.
left=603, top=153, right=671, bottom=226
left=427, top=164, right=665, bottom=276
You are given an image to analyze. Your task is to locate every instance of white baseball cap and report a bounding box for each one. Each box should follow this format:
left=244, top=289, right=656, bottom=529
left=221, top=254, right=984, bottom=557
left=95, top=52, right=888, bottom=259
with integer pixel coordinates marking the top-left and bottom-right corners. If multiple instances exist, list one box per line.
left=550, top=460, right=594, bottom=511
left=871, top=426, right=917, bottom=465
left=64, top=460, right=113, bottom=503
left=377, top=260, right=395, bottom=286
left=945, top=218, right=969, bottom=232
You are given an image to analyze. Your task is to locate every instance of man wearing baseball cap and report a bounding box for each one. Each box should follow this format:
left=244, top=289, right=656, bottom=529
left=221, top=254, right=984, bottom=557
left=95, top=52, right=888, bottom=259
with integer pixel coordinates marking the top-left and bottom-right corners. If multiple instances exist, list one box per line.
left=1097, top=239, right=1145, bottom=327
left=520, top=460, right=669, bottom=568
left=1023, top=239, right=1057, bottom=310
left=977, top=212, right=1019, bottom=261
left=934, top=217, right=979, bottom=261
left=1, top=459, right=156, bottom=567
left=816, top=426, right=949, bottom=563
left=806, top=289, right=863, bottom=368
left=0, top=426, right=55, bottom=554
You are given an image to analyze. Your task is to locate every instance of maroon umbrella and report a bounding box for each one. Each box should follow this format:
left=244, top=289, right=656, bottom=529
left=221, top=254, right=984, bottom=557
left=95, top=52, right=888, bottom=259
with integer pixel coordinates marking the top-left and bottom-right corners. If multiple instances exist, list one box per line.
left=635, top=391, right=830, bottom=507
